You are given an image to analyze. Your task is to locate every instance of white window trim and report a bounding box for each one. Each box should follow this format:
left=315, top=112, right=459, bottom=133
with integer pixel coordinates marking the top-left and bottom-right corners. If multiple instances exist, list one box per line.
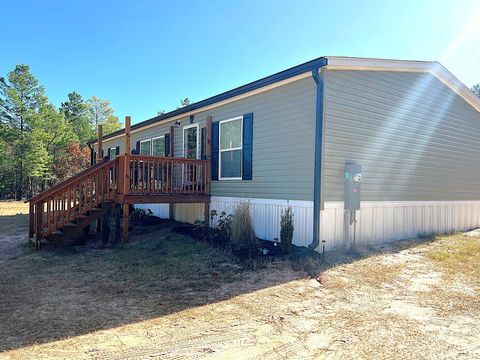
left=109, top=147, right=117, bottom=159
left=151, top=135, right=165, bottom=156
left=219, top=116, right=243, bottom=180
left=139, top=139, right=152, bottom=155
left=182, top=123, right=200, bottom=159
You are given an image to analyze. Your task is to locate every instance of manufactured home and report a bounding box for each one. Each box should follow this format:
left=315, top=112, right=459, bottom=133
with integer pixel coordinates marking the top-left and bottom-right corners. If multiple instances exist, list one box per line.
left=29, top=56, right=480, bottom=251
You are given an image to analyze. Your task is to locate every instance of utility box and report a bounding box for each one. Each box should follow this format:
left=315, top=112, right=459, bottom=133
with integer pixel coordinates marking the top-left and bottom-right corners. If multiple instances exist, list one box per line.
left=344, top=163, right=362, bottom=211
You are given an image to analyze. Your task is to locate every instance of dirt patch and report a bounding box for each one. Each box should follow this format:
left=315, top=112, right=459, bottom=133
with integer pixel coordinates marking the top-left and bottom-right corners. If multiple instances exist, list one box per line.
left=0, top=201, right=479, bottom=359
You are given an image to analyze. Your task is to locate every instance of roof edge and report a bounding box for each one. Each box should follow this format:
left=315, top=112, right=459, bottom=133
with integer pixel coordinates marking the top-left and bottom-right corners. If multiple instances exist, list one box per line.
left=325, top=56, right=480, bottom=112
left=91, top=56, right=328, bottom=144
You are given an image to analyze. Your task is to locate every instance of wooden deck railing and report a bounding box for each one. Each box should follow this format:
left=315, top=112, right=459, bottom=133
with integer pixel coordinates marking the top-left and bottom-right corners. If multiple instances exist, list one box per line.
left=29, top=155, right=210, bottom=240
left=29, top=159, right=119, bottom=240
left=120, top=155, right=210, bottom=196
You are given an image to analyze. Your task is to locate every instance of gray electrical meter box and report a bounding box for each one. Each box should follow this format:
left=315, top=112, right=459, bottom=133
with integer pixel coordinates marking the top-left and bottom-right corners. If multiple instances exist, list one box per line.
left=344, top=163, right=362, bottom=211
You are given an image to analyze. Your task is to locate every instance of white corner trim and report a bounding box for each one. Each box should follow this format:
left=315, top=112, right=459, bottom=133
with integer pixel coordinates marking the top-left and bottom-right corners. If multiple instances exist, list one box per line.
left=326, top=56, right=480, bottom=113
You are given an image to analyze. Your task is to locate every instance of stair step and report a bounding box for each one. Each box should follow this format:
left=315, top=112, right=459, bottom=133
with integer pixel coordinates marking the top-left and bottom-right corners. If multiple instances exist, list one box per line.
left=47, top=230, right=66, bottom=246
left=63, top=222, right=79, bottom=228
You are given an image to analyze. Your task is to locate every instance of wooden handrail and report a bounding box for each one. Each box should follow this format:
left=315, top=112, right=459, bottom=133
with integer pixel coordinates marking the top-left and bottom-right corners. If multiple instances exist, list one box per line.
left=29, top=154, right=211, bottom=242
left=28, top=159, right=113, bottom=204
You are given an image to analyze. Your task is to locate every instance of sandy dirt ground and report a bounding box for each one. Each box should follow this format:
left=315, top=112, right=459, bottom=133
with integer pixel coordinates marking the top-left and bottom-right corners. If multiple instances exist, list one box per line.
left=0, top=201, right=479, bottom=359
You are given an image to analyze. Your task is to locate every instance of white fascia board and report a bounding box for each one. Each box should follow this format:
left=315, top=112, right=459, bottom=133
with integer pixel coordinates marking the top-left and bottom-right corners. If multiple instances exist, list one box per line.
left=326, top=56, right=480, bottom=113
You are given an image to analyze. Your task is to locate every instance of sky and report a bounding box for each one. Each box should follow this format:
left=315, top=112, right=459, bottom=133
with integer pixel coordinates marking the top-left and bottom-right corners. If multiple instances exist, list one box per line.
left=2, top=0, right=480, bottom=125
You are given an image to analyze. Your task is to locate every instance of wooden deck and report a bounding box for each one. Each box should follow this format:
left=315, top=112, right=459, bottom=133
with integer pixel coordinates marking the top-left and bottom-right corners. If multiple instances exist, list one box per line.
left=28, top=116, right=212, bottom=248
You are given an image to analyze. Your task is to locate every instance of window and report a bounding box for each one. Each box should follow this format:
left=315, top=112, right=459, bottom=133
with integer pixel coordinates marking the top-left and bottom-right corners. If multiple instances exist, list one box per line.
left=219, top=117, right=242, bottom=179
left=152, top=136, right=165, bottom=156
left=109, top=147, right=117, bottom=159
left=140, top=140, right=151, bottom=155
left=183, top=124, right=199, bottom=159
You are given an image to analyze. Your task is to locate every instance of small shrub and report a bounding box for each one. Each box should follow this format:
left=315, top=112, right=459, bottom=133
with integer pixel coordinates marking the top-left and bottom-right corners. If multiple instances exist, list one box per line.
left=215, top=210, right=233, bottom=240
left=231, top=202, right=256, bottom=254
left=192, top=210, right=233, bottom=245
left=280, top=206, right=294, bottom=254
left=129, top=208, right=154, bottom=226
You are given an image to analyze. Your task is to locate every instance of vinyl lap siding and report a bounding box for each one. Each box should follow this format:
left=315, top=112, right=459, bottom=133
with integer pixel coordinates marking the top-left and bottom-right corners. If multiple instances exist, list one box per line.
left=323, top=70, right=480, bottom=202
left=94, top=123, right=171, bottom=155
left=94, top=77, right=317, bottom=201
left=172, top=77, right=317, bottom=201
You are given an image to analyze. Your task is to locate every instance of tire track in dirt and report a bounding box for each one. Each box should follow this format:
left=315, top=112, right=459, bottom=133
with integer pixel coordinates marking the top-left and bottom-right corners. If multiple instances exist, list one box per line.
left=251, top=339, right=306, bottom=360
left=92, top=326, right=257, bottom=359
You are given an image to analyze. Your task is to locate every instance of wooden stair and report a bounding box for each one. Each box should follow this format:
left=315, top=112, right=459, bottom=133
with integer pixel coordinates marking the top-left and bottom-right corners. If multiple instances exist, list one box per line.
left=28, top=159, right=119, bottom=250
left=44, top=204, right=112, bottom=246
left=28, top=151, right=211, bottom=250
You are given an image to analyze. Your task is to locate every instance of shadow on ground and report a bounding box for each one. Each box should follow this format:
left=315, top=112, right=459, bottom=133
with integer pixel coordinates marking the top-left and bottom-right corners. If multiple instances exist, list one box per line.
left=0, top=214, right=430, bottom=352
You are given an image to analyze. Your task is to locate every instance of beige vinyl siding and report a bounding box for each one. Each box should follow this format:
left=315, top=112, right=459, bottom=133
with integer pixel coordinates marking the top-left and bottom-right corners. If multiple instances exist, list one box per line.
left=322, top=70, right=480, bottom=202
left=93, top=77, right=317, bottom=201
left=172, top=77, right=316, bottom=201
left=94, top=123, right=171, bottom=156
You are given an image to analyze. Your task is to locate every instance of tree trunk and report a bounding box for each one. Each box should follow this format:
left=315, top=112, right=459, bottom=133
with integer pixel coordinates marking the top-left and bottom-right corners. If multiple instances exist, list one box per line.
left=18, top=115, right=24, bottom=200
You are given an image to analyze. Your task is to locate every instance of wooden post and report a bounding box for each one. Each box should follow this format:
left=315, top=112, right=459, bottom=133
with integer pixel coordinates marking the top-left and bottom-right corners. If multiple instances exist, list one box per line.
left=169, top=125, right=175, bottom=221
left=169, top=125, right=174, bottom=157
left=114, top=204, right=121, bottom=244
left=96, top=125, right=103, bottom=235
left=123, top=204, right=129, bottom=243
left=96, top=125, right=103, bottom=163
left=35, top=202, right=43, bottom=250
left=123, top=116, right=131, bottom=243
left=29, top=201, right=34, bottom=238
left=204, top=201, right=210, bottom=226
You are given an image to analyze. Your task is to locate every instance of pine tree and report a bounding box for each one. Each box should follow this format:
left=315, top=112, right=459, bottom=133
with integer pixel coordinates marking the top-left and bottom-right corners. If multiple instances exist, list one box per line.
left=102, top=114, right=122, bottom=135
left=60, top=92, right=94, bottom=146
left=87, top=96, right=121, bottom=135
left=472, top=84, right=480, bottom=98
left=0, top=65, right=45, bottom=199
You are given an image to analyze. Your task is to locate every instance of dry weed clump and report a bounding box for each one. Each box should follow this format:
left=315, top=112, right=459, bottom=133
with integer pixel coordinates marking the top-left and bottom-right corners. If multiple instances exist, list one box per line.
left=231, top=202, right=256, bottom=253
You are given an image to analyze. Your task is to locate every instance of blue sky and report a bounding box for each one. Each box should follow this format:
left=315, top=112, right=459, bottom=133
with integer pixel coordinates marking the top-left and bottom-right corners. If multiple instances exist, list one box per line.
left=2, top=0, right=480, bottom=125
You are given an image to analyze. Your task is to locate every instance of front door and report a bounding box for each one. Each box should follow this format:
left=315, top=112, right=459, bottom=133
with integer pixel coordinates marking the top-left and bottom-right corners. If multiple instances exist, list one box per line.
left=183, top=124, right=199, bottom=159
left=183, top=124, right=199, bottom=188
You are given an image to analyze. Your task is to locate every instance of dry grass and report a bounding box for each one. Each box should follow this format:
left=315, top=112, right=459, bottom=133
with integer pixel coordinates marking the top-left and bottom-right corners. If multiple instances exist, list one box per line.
left=323, top=261, right=403, bottom=289
left=1, top=201, right=480, bottom=359
left=0, top=201, right=29, bottom=216
left=426, top=233, right=480, bottom=278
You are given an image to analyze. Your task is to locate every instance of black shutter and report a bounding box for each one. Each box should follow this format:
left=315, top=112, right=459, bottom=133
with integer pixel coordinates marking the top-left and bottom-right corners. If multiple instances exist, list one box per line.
left=107, top=148, right=111, bottom=159
left=93, top=151, right=96, bottom=165
left=115, top=146, right=120, bottom=155
left=201, top=127, right=206, bottom=160
left=101, top=149, right=104, bottom=159
left=211, top=121, right=219, bottom=180
left=135, top=141, right=140, bottom=155
left=165, top=134, right=170, bottom=156
left=242, top=113, right=253, bottom=180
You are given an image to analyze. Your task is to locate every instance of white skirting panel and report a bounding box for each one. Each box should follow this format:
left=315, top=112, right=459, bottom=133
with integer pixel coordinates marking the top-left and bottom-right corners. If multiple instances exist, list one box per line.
left=134, top=204, right=170, bottom=219
left=320, top=201, right=480, bottom=251
left=210, top=196, right=313, bottom=248
left=137, top=199, right=480, bottom=253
